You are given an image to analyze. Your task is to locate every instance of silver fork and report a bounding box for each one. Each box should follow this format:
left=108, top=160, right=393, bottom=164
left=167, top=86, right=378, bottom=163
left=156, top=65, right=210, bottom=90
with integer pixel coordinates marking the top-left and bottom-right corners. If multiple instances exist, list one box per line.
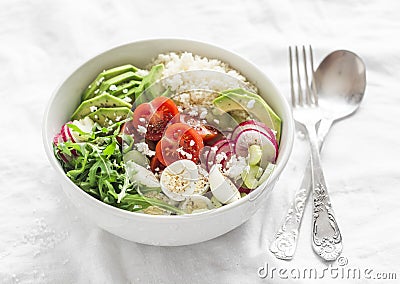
left=270, top=46, right=342, bottom=261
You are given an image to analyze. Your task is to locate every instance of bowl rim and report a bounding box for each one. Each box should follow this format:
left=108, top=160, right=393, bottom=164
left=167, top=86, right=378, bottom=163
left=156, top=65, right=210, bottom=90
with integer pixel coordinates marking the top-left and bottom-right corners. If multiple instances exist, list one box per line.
left=42, top=37, right=294, bottom=220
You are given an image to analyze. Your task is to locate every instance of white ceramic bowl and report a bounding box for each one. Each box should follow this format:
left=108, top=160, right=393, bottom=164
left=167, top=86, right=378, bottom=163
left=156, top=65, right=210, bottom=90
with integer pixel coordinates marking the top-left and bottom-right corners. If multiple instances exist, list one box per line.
left=42, top=39, right=294, bottom=246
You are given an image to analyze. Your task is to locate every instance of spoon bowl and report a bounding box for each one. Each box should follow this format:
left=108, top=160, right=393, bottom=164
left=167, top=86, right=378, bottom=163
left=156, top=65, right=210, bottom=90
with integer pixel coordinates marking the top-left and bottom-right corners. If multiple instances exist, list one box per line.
left=314, top=50, right=366, bottom=120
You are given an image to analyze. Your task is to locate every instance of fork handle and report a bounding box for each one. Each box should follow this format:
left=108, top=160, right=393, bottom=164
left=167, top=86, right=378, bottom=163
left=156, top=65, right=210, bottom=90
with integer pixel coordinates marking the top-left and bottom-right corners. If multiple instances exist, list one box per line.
left=306, top=123, right=343, bottom=261
left=269, top=119, right=333, bottom=260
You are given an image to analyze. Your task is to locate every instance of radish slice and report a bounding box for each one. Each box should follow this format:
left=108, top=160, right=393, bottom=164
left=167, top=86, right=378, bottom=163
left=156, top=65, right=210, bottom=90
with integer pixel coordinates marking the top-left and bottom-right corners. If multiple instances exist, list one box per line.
left=206, top=139, right=231, bottom=171
left=53, top=133, right=70, bottom=163
left=219, top=151, right=233, bottom=170
left=214, top=141, right=235, bottom=169
left=233, top=120, right=279, bottom=159
left=234, top=129, right=277, bottom=165
left=60, top=125, right=69, bottom=142
left=200, top=146, right=211, bottom=170
left=232, top=120, right=277, bottom=147
left=62, top=124, right=78, bottom=156
left=66, top=124, right=76, bottom=143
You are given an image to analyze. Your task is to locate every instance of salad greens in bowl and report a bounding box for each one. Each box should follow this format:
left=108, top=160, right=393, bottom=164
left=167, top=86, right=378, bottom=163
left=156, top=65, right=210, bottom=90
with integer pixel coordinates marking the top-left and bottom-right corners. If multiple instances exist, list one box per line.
left=43, top=39, right=294, bottom=245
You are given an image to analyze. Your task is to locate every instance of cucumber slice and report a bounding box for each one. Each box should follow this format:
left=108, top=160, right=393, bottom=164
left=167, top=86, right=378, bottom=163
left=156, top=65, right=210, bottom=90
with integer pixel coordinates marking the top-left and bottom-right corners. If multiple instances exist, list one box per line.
left=123, top=150, right=150, bottom=167
left=125, top=161, right=160, bottom=188
left=241, top=165, right=263, bottom=189
left=248, top=144, right=263, bottom=166
left=257, top=163, right=276, bottom=186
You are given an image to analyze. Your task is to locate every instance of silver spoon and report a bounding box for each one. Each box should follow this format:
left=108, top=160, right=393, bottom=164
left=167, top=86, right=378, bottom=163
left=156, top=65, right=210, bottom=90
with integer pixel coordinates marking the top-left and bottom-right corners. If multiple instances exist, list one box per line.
left=270, top=50, right=366, bottom=260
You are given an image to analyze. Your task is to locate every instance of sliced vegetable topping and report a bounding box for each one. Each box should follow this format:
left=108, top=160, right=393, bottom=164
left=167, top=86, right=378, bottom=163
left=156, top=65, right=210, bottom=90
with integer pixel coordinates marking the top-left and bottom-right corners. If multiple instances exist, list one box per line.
left=158, top=123, right=204, bottom=166
left=132, top=97, right=180, bottom=141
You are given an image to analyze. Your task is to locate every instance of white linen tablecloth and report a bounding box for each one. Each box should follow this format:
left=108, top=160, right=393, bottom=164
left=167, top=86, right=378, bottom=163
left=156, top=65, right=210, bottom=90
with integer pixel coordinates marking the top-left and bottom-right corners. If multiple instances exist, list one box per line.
left=1, top=0, right=399, bottom=283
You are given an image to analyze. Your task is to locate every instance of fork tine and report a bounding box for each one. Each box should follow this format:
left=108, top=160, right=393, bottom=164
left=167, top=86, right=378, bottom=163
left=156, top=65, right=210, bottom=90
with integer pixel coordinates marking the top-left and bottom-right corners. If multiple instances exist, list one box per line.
left=294, top=46, right=303, bottom=106
left=289, top=46, right=296, bottom=108
left=302, top=45, right=312, bottom=105
left=309, top=45, right=318, bottom=105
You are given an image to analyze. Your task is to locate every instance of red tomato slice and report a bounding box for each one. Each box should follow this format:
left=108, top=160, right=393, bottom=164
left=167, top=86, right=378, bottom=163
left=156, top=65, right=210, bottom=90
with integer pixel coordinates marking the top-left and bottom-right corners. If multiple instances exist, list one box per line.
left=158, top=123, right=204, bottom=166
left=150, top=155, right=165, bottom=173
left=155, top=140, right=167, bottom=166
left=194, top=124, right=220, bottom=142
left=132, top=97, right=180, bottom=141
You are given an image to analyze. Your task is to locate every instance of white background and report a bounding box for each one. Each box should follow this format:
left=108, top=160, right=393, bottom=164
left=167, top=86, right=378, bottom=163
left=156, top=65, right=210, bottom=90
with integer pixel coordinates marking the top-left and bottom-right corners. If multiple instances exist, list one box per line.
left=1, top=0, right=400, bottom=283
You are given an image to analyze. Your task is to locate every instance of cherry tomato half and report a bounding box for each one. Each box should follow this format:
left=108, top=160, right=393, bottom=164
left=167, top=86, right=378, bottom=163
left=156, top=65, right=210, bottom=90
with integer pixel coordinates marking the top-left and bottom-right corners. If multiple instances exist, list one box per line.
left=132, top=97, right=180, bottom=141
left=150, top=155, right=165, bottom=173
left=193, top=124, right=220, bottom=142
left=157, top=123, right=204, bottom=166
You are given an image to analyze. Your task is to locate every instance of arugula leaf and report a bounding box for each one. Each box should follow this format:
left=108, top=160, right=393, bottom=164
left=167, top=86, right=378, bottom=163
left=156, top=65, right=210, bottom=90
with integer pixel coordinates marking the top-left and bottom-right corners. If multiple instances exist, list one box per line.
left=54, top=121, right=182, bottom=215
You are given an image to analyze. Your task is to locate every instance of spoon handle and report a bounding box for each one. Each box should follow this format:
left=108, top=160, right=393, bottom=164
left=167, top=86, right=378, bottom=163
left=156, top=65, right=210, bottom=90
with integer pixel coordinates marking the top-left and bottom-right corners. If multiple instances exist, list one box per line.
left=269, top=119, right=334, bottom=260
left=306, top=122, right=343, bottom=261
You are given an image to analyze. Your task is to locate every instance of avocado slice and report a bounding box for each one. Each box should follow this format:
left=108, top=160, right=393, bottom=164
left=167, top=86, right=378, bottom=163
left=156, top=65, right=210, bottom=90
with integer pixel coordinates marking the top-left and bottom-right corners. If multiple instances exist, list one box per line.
left=71, top=93, right=132, bottom=120
left=213, top=88, right=282, bottom=142
left=88, top=107, right=131, bottom=127
left=97, top=71, right=142, bottom=97
left=82, top=64, right=140, bottom=101
left=134, top=64, right=164, bottom=105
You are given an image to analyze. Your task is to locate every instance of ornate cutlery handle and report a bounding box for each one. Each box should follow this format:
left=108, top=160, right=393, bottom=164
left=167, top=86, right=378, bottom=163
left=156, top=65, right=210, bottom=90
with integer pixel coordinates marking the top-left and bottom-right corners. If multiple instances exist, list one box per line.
left=306, top=122, right=342, bottom=261
left=270, top=119, right=336, bottom=260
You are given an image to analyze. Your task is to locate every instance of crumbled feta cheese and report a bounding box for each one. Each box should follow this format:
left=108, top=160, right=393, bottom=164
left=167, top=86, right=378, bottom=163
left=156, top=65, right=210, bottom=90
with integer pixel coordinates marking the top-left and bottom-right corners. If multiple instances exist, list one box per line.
left=94, top=115, right=99, bottom=119
left=215, top=152, right=227, bottom=164
left=122, top=89, right=128, bottom=94
left=199, top=109, right=208, bottom=119
left=97, top=77, right=105, bottom=86
left=213, top=119, right=220, bottom=125
left=247, top=99, right=256, bottom=109
left=89, top=106, right=97, bottom=112
left=189, top=140, right=195, bottom=146
left=210, top=146, right=218, bottom=152
left=139, top=117, right=146, bottom=123
left=177, top=147, right=192, bottom=160
left=108, top=119, right=113, bottom=125
left=122, top=97, right=132, bottom=103
left=94, top=89, right=99, bottom=95
left=136, top=142, right=156, bottom=157
left=109, top=85, right=117, bottom=91
left=115, top=116, right=122, bottom=122
left=224, top=155, right=247, bottom=179
left=136, top=69, right=149, bottom=77
left=137, top=125, right=147, bottom=134
left=188, top=108, right=198, bottom=117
